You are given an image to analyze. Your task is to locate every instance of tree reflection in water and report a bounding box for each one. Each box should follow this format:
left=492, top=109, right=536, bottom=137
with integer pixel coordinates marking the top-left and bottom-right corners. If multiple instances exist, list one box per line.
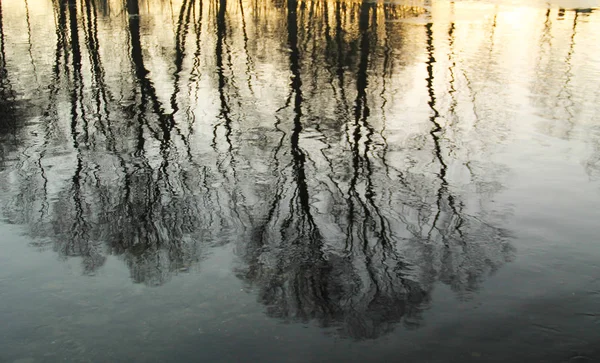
left=0, top=0, right=542, bottom=339
left=0, top=0, right=27, bottom=162
left=232, top=0, right=515, bottom=338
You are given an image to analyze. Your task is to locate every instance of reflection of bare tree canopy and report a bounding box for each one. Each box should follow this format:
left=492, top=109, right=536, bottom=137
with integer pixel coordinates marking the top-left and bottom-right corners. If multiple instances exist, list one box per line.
left=0, top=1, right=24, bottom=159
left=2, top=0, right=235, bottom=286
left=19, top=0, right=600, bottom=339
left=528, top=8, right=600, bottom=182
left=233, top=0, right=433, bottom=339
left=0, top=0, right=12, bottom=131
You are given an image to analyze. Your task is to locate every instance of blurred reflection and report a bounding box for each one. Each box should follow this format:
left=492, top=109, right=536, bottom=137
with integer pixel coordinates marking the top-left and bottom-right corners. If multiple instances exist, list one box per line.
left=232, top=0, right=514, bottom=338
left=0, top=0, right=14, bottom=139
left=0, top=0, right=599, bottom=339
left=0, top=0, right=25, bottom=161
left=234, top=1, right=431, bottom=339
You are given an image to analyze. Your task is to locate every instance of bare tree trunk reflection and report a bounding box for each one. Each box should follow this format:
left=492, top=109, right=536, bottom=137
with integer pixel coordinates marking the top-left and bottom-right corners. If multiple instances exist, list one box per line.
left=0, top=0, right=18, bottom=147
left=0, top=0, right=519, bottom=337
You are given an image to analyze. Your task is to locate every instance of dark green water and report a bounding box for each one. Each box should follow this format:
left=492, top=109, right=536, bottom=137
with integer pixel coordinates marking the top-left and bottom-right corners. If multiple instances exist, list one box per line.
left=1, top=0, right=599, bottom=361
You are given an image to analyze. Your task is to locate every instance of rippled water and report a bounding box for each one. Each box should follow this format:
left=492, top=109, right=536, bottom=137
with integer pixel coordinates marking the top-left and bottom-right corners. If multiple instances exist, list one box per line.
left=0, top=0, right=599, bottom=361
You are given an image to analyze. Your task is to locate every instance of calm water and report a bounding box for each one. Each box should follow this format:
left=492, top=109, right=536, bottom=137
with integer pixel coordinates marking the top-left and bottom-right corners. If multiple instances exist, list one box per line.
left=1, top=0, right=599, bottom=361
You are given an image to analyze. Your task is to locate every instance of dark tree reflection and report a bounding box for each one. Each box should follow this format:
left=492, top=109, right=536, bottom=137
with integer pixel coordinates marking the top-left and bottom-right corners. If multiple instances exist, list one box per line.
left=1, top=0, right=230, bottom=286
left=234, top=0, right=512, bottom=339
left=0, top=0, right=32, bottom=164
left=0, top=0, right=522, bottom=338
left=0, top=0, right=16, bottom=142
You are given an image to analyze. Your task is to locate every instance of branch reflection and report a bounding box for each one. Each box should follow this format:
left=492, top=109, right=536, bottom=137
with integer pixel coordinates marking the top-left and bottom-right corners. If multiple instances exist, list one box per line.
left=11, top=0, right=600, bottom=340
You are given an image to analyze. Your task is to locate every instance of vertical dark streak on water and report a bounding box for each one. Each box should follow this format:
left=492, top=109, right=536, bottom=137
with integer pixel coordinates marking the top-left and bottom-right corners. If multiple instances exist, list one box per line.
left=0, top=0, right=5, bottom=82
left=256, top=0, right=295, bottom=262
left=313, top=0, right=346, bottom=209
left=488, top=12, right=497, bottom=61
left=447, top=22, right=457, bottom=121
left=190, top=0, right=202, bottom=80
left=425, top=22, right=463, bottom=242
left=347, top=1, right=371, bottom=257
left=69, top=0, right=89, bottom=147
left=283, top=0, right=329, bottom=316
left=172, top=0, right=193, bottom=117
left=0, top=0, right=17, bottom=156
left=557, top=11, right=579, bottom=136
left=127, top=0, right=171, bottom=144
left=447, top=21, right=465, bottom=236
left=543, top=7, right=553, bottom=44
left=126, top=0, right=148, bottom=161
left=126, top=0, right=149, bottom=154
left=362, top=6, right=405, bottom=280
left=351, top=0, right=388, bottom=300
left=83, top=0, right=115, bottom=152
left=443, top=18, right=460, bottom=221
left=379, top=4, right=393, bottom=178
left=288, top=0, right=316, bottom=232
left=128, top=0, right=179, bottom=202
left=24, top=0, right=40, bottom=87
left=125, top=0, right=163, bottom=250
left=305, top=2, right=321, bottom=126
left=214, top=0, right=234, bottom=158
left=237, top=0, right=255, bottom=95
left=0, top=0, right=19, bottom=207
left=327, top=5, right=351, bottom=304
left=67, top=0, right=82, bottom=148
left=335, top=1, right=357, bottom=251
left=35, top=0, right=70, bottom=220
left=425, top=23, right=442, bottom=233
left=355, top=2, right=371, bottom=199
left=436, top=18, right=466, bottom=284
left=322, top=0, right=342, bottom=122
left=82, top=0, right=129, bottom=220
left=335, top=1, right=352, bottom=150
left=0, top=0, right=6, bottom=79
left=323, top=0, right=332, bottom=72
left=214, top=0, right=244, bottom=230
left=188, top=0, right=203, bottom=135
left=36, top=151, right=49, bottom=220
left=533, top=8, right=553, bottom=87
left=49, top=0, right=67, bottom=110
left=171, top=0, right=194, bottom=159
left=66, top=0, right=95, bottom=269
left=223, top=2, right=241, bottom=110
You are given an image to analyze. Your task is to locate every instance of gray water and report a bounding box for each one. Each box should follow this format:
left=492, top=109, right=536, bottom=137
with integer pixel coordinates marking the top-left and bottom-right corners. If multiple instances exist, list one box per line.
left=1, top=0, right=599, bottom=362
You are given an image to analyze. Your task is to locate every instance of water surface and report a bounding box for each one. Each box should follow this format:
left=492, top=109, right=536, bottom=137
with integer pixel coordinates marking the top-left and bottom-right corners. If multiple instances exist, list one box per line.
left=1, top=0, right=600, bottom=362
